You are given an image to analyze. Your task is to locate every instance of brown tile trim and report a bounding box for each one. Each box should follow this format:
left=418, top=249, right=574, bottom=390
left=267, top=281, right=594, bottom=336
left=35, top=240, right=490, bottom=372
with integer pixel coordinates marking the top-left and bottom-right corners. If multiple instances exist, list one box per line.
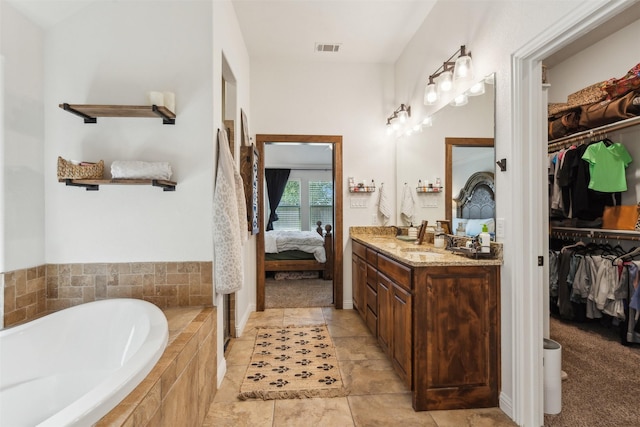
left=3, top=262, right=213, bottom=327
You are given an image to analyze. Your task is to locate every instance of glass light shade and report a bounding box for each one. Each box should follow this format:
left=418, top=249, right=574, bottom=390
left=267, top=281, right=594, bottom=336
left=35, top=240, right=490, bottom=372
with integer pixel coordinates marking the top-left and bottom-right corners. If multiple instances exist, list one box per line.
left=397, top=110, right=408, bottom=122
left=453, top=55, right=474, bottom=83
left=422, top=116, right=433, bottom=127
left=424, top=82, right=438, bottom=105
left=468, top=81, right=485, bottom=96
left=437, top=70, right=453, bottom=92
left=450, top=93, right=468, bottom=107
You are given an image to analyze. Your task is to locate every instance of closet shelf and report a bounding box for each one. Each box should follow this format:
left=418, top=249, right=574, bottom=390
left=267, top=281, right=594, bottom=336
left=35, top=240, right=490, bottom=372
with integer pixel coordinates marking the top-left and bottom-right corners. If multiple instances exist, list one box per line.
left=60, top=178, right=176, bottom=191
left=59, top=103, right=176, bottom=125
left=548, top=115, right=640, bottom=152
left=550, top=226, right=640, bottom=242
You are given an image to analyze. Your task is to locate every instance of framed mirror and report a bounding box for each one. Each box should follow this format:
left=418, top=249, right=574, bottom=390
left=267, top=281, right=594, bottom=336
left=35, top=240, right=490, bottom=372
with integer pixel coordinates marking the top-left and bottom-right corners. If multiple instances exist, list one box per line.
left=396, top=73, right=495, bottom=235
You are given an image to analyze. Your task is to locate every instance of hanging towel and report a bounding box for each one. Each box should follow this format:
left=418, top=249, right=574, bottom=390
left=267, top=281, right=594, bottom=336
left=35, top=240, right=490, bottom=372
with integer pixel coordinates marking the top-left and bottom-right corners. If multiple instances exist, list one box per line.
left=213, top=129, right=248, bottom=295
left=400, top=183, right=415, bottom=225
left=377, top=183, right=391, bottom=225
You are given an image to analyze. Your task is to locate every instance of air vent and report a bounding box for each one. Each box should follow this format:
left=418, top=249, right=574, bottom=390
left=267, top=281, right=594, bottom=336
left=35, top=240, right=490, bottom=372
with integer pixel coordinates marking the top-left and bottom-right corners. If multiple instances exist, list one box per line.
left=315, top=43, right=341, bottom=53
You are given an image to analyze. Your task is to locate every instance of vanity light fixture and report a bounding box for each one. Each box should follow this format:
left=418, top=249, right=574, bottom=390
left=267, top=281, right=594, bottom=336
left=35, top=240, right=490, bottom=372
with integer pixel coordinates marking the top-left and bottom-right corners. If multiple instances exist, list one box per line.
left=450, top=93, right=468, bottom=107
left=385, top=103, right=411, bottom=131
left=423, top=45, right=473, bottom=105
left=468, top=80, right=486, bottom=96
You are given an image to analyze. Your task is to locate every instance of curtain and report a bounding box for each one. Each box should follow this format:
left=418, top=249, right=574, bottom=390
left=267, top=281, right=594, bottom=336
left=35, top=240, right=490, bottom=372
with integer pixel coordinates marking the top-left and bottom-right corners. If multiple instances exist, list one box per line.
left=265, top=168, right=291, bottom=230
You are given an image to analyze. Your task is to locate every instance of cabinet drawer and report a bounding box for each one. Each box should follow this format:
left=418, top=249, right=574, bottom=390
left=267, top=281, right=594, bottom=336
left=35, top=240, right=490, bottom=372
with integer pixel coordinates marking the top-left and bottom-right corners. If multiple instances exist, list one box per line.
left=366, top=306, right=377, bottom=336
left=366, top=264, right=377, bottom=286
left=366, top=248, right=378, bottom=266
left=366, top=283, right=377, bottom=315
left=352, top=241, right=366, bottom=259
left=378, top=254, right=412, bottom=292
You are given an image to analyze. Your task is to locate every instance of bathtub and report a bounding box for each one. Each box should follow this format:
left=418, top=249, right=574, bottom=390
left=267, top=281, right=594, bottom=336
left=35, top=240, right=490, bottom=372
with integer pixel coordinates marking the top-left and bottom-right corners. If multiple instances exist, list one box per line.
left=0, top=298, right=168, bottom=427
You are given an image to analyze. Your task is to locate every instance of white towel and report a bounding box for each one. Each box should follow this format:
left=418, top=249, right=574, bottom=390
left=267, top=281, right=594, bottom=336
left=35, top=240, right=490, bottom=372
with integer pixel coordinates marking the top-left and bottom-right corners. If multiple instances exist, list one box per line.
left=212, top=129, right=248, bottom=294
left=400, top=184, right=415, bottom=225
left=377, top=183, right=391, bottom=225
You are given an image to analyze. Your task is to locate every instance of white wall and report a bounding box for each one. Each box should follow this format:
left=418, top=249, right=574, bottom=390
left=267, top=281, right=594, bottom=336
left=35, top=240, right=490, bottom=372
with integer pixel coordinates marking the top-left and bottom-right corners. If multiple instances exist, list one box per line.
left=43, top=1, right=213, bottom=264
left=251, top=59, right=395, bottom=307
left=213, top=0, right=254, bottom=385
left=1, top=2, right=46, bottom=272
left=392, top=0, right=583, bottom=421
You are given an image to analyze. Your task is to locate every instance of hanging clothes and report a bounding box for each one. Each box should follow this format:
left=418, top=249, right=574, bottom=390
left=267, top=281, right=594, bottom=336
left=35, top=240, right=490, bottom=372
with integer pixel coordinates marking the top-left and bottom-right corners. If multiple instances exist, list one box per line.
left=581, top=140, right=632, bottom=192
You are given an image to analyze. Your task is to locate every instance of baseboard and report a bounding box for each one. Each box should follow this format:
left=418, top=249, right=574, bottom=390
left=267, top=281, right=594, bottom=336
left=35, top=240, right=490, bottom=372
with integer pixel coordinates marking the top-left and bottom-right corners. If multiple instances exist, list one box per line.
left=499, top=391, right=515, bottom=424
left=235, top=303, right=255, bottom=338
left=342, top=299, right=353, bottom=310
left=217, top=357, right=227, bottom=388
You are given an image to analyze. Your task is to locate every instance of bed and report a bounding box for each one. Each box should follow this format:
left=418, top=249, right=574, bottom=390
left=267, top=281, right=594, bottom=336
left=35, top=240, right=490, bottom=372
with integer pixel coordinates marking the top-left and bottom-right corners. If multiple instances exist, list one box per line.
left=264, top=221, right=333, bottom=280
left=452, top=171, right=496, bottom=237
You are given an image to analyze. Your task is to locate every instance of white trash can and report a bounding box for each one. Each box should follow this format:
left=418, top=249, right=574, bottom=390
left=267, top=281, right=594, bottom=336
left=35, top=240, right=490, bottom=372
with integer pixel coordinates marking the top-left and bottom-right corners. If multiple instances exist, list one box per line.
left=543, top=338, right=562, bottom=414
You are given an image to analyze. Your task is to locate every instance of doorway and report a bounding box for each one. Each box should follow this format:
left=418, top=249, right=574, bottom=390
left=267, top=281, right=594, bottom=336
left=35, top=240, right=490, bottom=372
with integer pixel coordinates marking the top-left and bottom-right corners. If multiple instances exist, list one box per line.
left=255, top=134, right=343, bottom=311
left=512, top=2, right=638, bottom=425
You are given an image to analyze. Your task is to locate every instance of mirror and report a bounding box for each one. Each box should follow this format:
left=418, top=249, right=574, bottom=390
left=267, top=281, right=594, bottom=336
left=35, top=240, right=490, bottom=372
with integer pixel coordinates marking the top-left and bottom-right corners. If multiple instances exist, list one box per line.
left=396, top=73, right=495, bottom=235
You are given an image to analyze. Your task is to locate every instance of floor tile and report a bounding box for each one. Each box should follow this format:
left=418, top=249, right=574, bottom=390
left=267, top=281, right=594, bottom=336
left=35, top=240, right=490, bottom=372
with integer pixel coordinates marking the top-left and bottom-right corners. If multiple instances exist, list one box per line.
left=202, top=400, right=274, bottom=427
left=283, top=307, right=325, bottom=325
left=333, top=335, right=387, bottom=361
left=339, top=359, right=409, bottom=395
left=349, top=394, right=438, bottom=427
left=273, top=397, right=355, bottom=427
left=428, top=407, right=517, bottom=427
left=212, top=364, right=246, bottom=403
left=224, top=338, right=255, bottom=366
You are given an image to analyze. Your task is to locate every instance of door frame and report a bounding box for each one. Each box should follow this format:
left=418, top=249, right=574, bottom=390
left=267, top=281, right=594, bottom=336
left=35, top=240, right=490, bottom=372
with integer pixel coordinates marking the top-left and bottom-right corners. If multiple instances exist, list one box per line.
left=255, top=134, right=343, bottom=311
left=510, top=1, right=633, bottom=425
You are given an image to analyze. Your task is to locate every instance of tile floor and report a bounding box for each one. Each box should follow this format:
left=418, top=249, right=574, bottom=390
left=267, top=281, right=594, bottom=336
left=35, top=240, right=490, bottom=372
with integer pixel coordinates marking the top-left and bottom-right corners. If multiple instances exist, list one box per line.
left=203, top=307, right=516, bottom=427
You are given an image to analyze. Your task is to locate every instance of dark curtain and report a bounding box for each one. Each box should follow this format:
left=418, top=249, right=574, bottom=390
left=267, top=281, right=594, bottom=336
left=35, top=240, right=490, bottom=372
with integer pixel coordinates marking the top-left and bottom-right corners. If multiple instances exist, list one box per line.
left=265, top=168, right=291, bottom=231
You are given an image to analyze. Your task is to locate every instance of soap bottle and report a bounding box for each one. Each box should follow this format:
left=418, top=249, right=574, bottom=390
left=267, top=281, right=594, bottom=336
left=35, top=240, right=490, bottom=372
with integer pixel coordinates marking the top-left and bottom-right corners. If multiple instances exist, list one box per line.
left=408, top=223, right=418, bottom=240
left=434, top=221, right=445, bottom=248
left=479, top=224, right=491, bottom=253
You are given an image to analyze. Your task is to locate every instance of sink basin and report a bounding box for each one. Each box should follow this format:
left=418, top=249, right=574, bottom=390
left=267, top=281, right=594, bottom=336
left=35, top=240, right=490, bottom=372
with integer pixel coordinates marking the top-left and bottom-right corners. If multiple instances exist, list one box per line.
left=400, top=247, right=444, bottom=257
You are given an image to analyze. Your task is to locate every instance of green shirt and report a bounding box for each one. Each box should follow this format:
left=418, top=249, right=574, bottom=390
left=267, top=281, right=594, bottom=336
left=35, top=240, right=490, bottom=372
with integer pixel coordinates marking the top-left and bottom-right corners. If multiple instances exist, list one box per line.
left=582, top=141, right=632, bottom=192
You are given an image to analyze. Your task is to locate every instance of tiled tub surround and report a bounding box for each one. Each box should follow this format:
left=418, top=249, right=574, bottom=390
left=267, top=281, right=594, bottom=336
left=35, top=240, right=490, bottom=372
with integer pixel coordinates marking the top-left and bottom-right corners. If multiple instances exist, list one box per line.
left=97, top=306, right=217, bottom=426
left=3, top=262, right=213, bottom=327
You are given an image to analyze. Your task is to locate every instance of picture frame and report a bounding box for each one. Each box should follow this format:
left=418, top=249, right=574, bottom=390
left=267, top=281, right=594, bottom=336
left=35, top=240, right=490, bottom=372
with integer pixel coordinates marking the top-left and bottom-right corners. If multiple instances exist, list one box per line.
left=240, top=143, right=259, bottom=234
left=439, top=220, right=452, bottom=235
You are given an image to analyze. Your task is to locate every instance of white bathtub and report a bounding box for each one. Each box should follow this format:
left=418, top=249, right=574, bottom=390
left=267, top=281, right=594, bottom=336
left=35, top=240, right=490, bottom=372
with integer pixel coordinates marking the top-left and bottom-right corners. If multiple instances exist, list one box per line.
left=0, top=298, right=168, bottom=427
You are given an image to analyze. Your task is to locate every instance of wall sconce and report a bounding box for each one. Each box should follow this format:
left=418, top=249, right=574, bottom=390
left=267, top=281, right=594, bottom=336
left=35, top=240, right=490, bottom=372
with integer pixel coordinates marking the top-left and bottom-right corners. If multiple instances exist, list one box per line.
left=386, top=103, right=411, bottom=133
left=423, top=45, right=474, bottom=105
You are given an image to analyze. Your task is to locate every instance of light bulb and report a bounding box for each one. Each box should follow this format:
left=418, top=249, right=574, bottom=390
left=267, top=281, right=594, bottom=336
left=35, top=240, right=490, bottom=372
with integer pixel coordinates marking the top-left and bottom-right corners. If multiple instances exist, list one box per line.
left=450, top=94, right=468, bottom=106
left=453, top=55, right=474, bottom=83
left=468, top=81, right=485, bottom=96
left=422, top=116, right=433, bottom=127
left=438, top=70, right=453, bottom=92
left=424, top=80, right=437, bottom=105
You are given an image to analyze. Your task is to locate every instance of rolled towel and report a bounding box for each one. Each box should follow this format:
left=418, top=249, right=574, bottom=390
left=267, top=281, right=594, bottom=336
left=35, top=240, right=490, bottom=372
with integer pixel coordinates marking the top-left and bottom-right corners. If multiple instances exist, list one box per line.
left=111, top=160, right=173, bottom=180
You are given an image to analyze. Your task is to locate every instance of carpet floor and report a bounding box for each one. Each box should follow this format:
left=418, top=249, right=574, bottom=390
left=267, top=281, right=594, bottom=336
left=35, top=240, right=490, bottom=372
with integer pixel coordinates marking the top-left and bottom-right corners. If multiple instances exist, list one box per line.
left=264, top=278, right=333, bottom=309
left=544, top=316, right=640, bottom=427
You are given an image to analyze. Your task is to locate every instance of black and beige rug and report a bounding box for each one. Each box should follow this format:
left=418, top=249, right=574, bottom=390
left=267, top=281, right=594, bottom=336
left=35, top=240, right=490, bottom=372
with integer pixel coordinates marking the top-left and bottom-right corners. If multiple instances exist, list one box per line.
left=238, top=325, right=347, bottom=400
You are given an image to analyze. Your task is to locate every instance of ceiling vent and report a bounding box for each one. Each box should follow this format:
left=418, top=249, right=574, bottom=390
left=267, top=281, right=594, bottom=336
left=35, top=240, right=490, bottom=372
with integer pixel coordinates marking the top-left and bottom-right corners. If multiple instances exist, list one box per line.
left=315, top=43, right=341, bottom=53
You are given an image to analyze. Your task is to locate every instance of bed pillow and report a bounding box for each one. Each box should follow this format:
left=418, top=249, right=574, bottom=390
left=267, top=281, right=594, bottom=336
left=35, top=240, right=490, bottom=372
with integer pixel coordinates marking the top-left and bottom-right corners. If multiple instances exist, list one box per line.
left=465, top=218, right=495, bottom=236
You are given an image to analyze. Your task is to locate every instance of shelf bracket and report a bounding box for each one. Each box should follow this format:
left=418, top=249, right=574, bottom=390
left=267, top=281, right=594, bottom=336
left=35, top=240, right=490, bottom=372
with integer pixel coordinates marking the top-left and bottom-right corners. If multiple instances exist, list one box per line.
left=151, top=105, right=176, bottom=125
left=152, top=180, right=176, bottom=191
left=62, top=103, right=97, bottom=124
left=64, top=179, right=99, bottom=191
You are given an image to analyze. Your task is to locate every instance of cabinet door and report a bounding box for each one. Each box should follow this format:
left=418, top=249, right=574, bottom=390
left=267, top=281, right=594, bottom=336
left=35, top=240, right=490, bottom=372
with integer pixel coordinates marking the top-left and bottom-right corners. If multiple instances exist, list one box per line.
left=351, top=255, right=366, bottom=318
left=391, top=283, right=412, bottom=389
left=413, top=265, right=500, bottom=410
left=377, top=273, right=392, bottom=356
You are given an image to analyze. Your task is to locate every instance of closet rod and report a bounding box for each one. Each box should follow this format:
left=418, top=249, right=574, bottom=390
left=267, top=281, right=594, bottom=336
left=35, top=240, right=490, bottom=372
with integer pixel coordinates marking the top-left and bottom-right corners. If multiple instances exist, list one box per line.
left=550, top=226, right=640, bottom=242
left=547, top=115, right=640, bottom=152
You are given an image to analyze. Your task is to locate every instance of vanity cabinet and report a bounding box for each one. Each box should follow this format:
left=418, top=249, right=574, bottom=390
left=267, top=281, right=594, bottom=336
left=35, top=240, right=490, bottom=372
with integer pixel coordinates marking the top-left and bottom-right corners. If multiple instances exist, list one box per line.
left=351, top=237, right=500, bottom=411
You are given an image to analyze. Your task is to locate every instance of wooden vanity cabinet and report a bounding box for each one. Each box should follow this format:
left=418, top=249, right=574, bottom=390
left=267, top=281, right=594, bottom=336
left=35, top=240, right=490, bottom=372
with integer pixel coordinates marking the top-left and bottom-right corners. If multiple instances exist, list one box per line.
left=412, top=265, right=500, bottom=411
left=351, top=238, right=501, bottom=411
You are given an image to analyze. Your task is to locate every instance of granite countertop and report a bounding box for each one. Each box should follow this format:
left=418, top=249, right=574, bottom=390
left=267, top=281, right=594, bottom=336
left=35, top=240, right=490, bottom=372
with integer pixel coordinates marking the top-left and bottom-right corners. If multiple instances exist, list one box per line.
left=350, top=227, right=503, bottom=267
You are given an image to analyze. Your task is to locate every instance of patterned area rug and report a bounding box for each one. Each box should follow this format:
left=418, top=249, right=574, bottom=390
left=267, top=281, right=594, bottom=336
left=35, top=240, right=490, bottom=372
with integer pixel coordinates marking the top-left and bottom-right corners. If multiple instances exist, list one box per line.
left=238, top=325, right=347, bottom=400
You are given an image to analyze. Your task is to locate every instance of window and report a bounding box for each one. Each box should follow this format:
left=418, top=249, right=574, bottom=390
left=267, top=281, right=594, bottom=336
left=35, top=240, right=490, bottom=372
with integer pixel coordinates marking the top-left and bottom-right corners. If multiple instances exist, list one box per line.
left=273, top=179, right=301, bottom=230
left=309, top=180, right=333, bottom=230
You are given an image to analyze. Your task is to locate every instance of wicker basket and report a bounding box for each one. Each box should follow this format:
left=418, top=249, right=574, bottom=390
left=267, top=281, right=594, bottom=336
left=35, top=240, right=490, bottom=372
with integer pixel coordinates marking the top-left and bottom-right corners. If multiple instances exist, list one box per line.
left=57, top=156, right=104, bottom=180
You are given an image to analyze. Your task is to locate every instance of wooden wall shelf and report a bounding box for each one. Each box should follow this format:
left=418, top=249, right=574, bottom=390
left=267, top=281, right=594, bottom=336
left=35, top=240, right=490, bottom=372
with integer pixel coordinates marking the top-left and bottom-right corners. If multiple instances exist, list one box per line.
left=60, top=103, right=176, bottom=125
left=60, top=178, right=176, bottom=191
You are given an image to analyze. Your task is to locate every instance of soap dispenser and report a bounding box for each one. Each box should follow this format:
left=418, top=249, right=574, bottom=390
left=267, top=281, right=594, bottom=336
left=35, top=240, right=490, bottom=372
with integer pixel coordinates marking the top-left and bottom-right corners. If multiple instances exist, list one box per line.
left=479, top=224, right=491, bottom=253
left=434, top=221, right=445, bottom=248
